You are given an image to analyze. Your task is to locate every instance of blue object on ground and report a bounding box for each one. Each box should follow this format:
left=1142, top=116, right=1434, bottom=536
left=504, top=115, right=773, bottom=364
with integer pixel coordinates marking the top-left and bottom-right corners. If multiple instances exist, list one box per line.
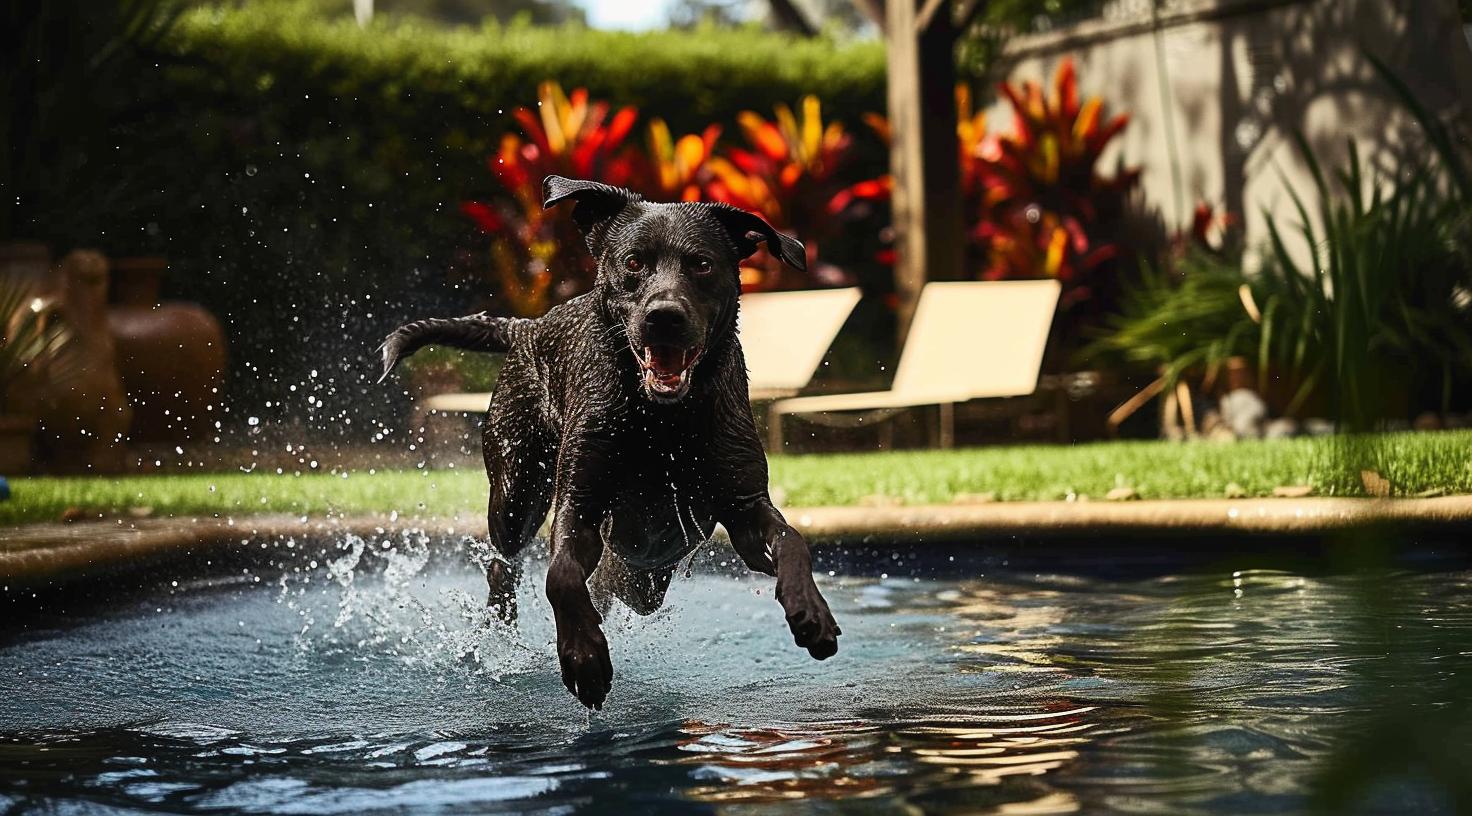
left=0, top=476, right=9, bottom=501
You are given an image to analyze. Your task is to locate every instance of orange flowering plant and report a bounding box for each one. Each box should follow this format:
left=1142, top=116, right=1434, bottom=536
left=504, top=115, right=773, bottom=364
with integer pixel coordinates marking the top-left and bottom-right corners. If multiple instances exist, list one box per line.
left=641, top=118, right=722, bottom=203
left=463, top=65, right=1140, bottom=319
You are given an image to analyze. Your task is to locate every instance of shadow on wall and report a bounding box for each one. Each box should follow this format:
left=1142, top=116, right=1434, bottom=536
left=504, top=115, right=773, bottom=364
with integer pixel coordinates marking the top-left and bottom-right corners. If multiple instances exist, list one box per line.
left=991, top=0, right=1472, bottom=260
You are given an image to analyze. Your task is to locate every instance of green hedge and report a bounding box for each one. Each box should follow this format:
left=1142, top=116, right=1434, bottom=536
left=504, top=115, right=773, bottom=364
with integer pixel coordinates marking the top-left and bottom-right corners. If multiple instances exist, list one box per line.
left=166, top=6, right=887, bottom=134
left=96, top=6, right=886, bottom=431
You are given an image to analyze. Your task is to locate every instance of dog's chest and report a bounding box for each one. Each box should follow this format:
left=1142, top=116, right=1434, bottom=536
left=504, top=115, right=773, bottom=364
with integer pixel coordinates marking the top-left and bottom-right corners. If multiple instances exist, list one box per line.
left=615, top=416, right=714, bottom=497
left=600, top=424, right=719, bottom=566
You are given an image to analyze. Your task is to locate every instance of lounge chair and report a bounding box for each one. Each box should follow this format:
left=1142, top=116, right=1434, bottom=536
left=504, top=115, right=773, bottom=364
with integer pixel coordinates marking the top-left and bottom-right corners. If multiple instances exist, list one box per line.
left=737, top=287, right=861, bottom=401
left=766, top=279, right=1060, bottom=450
left=421, top=287, right=861, bottom=412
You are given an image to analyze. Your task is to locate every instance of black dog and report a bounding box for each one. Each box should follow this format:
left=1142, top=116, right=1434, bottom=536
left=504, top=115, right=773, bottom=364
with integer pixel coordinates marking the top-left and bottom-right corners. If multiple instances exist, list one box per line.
left=380, top=175, right=840, bottom=709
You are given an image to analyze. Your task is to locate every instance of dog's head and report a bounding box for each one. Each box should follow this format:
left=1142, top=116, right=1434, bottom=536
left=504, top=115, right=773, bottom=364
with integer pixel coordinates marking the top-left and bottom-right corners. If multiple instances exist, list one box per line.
left=543, top=175, right=805, bottom=404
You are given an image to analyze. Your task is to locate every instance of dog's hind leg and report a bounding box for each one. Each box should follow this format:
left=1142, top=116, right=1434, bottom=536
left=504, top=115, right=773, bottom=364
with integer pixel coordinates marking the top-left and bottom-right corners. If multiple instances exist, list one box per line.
left=483, top=412, right=555, bottom=622
left=484, top=470, right=551, bottom=621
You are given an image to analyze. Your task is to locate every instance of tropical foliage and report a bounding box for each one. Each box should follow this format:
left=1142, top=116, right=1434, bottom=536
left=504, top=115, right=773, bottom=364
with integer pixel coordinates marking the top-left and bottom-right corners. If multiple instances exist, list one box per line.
left=460, top=81, right=641, bottom=315
left=642, top=118, right=721, bottom=203
left=1095, top=100, right=1472, bottom=426
left=974, top=58, right=1138, bottom=303
left=459, top=64, right=1145, bottom=324
left=829, top=60, right=1139, bottom=311
left=462, top=83, right=871, bottom=309
left=1253, top=133, right=1472, bottom=425
left=703, top=96, right=861, bottom=289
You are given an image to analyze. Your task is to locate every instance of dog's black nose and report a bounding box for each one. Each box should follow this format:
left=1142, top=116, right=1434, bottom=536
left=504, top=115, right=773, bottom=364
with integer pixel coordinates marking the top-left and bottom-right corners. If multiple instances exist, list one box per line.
left=643, top=302, right=689, bottom=339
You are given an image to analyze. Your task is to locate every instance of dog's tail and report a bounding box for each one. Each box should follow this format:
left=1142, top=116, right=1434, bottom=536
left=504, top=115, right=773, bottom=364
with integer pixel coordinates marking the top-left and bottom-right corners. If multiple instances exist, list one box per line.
left=377, top=313, right=531, bottom=383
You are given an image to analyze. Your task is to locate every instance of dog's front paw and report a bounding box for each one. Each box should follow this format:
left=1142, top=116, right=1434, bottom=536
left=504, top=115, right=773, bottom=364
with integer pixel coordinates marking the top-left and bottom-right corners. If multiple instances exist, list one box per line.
left=557, top=627, right=613, bottom=709
left=777, top=577, right=841, bottom=660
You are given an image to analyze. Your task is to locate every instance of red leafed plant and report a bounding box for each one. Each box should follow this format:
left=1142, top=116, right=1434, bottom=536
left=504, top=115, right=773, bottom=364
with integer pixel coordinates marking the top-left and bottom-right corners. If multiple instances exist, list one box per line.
left=974, top=57, right=1140, bottom=305
left=827, top=83, right=992, bottom=266
left=703, top=96, right=857, bottom=290
left=832, top=60, right=1140, bottom=312
left=460, top=81, right=640, bottom=316
left=641, top=118, right=722, bottom=203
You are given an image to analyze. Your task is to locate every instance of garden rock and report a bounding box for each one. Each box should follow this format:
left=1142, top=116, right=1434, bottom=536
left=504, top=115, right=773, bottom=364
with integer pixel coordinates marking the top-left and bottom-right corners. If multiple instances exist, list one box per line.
left=1219, top=388, right=1267, bottom=439
left=1302, top=418, right=1335, bottom=436
left=1263, top=418, right=1299, bottom=439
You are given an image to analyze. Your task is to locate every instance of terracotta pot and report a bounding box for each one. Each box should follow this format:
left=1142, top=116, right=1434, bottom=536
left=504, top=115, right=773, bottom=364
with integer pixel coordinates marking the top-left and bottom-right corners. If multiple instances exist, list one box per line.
left=0, top=415, right=35, bottom=475
left=36, top=250, right=132, bottom=472
left=107, top=257, right=227, bottom=443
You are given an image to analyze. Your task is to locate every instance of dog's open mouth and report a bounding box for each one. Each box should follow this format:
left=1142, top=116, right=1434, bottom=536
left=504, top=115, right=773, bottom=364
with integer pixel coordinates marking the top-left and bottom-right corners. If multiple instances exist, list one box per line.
left=636, top=343, right=702, bottom=399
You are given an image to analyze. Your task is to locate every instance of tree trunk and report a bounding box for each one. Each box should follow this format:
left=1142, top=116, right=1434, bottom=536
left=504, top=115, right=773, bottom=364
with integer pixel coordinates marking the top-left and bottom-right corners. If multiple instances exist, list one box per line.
left=885, top=0, right=962, bottom=344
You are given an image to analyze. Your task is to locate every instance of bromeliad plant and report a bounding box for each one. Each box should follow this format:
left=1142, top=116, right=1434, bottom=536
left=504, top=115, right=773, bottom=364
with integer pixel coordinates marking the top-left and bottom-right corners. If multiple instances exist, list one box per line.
left=465, top=65, right=1141, bottom=312
left=642, top=118, right=721, bottom=203
left=830, top=61, right=1139, bottom=313
left=460, top=81, right=640, bottom=316
left=464, top=82, right=844, bottom=302
left=468, top=84, right=859, bottom=299
left=704, top=96, right=857, bottom=289
left=975, top=58, right=1139, bottom=306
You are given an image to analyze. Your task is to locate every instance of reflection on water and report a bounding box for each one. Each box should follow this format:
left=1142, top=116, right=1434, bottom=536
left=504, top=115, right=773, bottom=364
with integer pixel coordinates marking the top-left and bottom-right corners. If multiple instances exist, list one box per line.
left=1, top=536, right=1469, bottom=814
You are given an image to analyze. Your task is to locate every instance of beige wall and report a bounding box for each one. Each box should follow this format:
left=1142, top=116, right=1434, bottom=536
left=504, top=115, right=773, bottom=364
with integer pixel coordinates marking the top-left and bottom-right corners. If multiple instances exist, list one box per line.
left=988, top=0, right=1472, bottom=268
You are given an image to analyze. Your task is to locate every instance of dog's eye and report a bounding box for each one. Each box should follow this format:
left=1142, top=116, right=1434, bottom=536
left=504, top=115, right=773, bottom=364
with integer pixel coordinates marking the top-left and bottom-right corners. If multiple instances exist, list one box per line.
left=690, top=257, right=713, bottom=277
left=624, top=254, right=643, bottom=273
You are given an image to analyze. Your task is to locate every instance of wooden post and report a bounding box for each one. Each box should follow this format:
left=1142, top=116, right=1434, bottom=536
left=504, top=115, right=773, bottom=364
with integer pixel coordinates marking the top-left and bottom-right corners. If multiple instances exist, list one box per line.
left=884, top=0, right=963, bottom=344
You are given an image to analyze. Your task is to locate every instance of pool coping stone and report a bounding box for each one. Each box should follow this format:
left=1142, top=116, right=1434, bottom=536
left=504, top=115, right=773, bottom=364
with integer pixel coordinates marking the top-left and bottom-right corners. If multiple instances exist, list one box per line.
left=3, top=495, right=1470, bottom=586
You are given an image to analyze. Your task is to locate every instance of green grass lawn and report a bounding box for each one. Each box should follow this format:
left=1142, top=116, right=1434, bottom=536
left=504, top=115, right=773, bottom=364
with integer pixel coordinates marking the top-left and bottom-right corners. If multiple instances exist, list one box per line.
left=3, top=431, right=1469, bottom=526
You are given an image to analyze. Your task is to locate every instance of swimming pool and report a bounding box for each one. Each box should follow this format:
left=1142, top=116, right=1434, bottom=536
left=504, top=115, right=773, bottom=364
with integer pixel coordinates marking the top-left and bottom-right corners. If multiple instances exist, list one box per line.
left=3, top=534, right=1469, bottom=814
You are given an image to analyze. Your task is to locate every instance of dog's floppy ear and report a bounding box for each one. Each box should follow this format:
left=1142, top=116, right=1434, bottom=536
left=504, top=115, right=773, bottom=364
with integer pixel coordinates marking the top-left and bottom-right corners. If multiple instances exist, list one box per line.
left=542, top=175, right=639, bottom=241
left=702, top=203, right=807, bottom=272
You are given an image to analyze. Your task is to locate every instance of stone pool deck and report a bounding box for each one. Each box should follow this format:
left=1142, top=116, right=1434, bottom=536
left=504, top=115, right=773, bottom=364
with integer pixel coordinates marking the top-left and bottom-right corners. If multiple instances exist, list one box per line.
left=3, top=496, right=1471, bottom=587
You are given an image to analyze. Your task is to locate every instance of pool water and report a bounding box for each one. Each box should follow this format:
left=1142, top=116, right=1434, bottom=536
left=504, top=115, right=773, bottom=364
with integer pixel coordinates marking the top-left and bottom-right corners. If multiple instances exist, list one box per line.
left=2, top=535, right=1470, bottom=814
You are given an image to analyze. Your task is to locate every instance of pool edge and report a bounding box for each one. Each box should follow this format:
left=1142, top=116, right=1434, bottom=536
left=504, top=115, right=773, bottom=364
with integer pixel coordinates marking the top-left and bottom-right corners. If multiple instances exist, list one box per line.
left=3, top=496, right=1470, bottom=587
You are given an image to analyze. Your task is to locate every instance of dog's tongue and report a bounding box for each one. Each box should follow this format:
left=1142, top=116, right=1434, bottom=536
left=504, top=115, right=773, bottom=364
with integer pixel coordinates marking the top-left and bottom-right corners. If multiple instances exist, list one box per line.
left=648, top=345, right=686, bottom=375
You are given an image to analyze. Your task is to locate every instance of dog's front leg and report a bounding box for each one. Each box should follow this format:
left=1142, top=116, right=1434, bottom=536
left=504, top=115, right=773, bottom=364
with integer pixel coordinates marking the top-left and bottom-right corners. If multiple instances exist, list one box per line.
left=725, top=499, right=841, bottom=660
left=546, top=445, right=615, bottom=709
